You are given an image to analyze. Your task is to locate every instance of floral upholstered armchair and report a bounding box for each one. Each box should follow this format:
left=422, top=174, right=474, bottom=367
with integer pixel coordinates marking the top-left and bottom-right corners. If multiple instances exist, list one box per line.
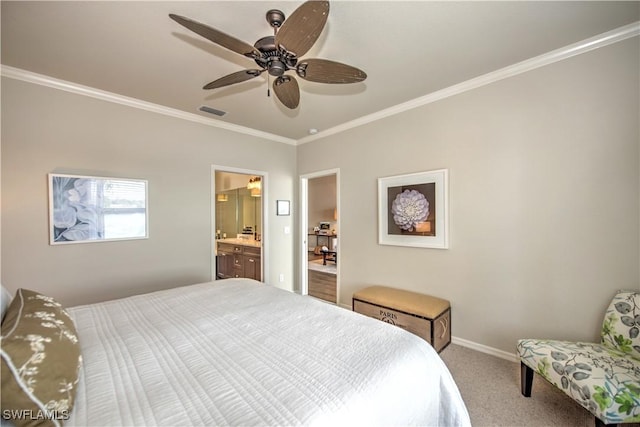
left=517, top=290, right=640, bottom=427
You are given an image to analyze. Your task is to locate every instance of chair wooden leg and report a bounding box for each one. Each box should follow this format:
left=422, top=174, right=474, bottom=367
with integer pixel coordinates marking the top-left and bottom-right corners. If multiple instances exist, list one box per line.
left=520, top=362, right=533, bottom=397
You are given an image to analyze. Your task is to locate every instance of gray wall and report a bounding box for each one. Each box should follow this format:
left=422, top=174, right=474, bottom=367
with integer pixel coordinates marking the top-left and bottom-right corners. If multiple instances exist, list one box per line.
left=1, top=37, right=638, bottom=355
left=297, top=38, right=640, bottom=353
left=1, top=78, right=296, bottom=306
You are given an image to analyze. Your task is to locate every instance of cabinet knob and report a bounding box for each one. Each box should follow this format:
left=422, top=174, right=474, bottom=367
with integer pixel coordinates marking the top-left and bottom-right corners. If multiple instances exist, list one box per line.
left=249, top=259, right=254, bottom=263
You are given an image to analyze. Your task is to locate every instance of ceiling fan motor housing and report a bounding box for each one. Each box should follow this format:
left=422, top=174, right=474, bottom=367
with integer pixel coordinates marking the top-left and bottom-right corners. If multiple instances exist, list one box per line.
left=254, top=36, right=295, bottom=77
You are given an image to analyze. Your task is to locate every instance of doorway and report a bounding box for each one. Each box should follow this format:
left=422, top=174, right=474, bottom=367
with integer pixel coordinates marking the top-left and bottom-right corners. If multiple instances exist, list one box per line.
left=211, top=166, right=267, bottom=282
left=299, top=169, right=339, bottom=304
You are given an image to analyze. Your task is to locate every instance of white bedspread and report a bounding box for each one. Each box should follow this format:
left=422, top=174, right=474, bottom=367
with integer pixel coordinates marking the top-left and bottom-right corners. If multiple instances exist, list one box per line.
left=66, top=279, right=470, bottom=426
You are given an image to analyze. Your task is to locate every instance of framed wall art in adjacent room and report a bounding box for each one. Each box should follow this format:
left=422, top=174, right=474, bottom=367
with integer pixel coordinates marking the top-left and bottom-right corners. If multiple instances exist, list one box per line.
left=378, top=169, right=448, bottom=249
left=49, top=173, right=148, bottom=245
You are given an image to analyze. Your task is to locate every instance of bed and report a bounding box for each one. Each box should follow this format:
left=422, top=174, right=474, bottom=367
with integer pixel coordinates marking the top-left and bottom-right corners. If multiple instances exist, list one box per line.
left=1, top=278, right=470, bottom=426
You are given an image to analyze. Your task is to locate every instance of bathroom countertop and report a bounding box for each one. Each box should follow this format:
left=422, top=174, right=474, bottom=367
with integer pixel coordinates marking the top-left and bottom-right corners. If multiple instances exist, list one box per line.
left=216, top=238, right=261, bottom=248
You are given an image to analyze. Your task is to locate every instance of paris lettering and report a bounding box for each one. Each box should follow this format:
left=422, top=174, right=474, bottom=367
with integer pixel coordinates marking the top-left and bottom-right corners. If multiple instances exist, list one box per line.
left=379, top=310, right=397, bottom=325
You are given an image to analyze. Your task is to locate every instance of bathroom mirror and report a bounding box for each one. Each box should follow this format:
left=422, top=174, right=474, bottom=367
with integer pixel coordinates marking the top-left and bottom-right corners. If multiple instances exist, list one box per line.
left=215, top=172, right=262, bottom=240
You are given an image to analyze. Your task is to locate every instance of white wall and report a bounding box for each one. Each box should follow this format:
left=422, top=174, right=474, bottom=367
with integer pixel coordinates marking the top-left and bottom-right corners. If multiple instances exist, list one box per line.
left=297, top=38, right=640, bottom=353
left=1, top=78, right=297, bottom=306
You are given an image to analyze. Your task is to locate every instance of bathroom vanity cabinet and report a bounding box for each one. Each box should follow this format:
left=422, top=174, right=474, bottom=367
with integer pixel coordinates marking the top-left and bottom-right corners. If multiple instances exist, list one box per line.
left=216, top=240, right=262, bottom=281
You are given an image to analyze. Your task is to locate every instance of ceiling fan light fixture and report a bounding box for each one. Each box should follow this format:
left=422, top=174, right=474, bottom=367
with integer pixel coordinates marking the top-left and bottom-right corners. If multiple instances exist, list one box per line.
left=268, top=60, right=287, bottom=77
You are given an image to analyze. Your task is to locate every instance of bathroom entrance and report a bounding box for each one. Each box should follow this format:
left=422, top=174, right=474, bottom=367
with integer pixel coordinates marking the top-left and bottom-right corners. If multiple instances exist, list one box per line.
left=212, top=167, right=266, bottom=282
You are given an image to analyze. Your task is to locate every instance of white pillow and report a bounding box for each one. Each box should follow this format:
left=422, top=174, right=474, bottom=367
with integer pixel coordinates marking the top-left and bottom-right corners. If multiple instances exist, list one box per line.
left=1, top=284, right=12, bottom=322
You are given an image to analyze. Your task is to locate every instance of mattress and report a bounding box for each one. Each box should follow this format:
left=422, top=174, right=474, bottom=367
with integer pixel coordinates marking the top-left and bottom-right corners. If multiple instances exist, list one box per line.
left=66, top=278, right=470, bottom=426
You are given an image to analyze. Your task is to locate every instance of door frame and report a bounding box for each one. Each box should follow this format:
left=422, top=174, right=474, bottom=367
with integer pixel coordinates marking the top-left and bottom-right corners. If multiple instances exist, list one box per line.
left=299, top=168, right=340, bottom=301
left=211, top=165, right=268, bottom=282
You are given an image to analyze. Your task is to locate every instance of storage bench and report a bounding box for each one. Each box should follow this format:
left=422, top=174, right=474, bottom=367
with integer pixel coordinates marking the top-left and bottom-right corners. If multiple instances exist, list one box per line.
left=352, top=285, right=451, bottom=352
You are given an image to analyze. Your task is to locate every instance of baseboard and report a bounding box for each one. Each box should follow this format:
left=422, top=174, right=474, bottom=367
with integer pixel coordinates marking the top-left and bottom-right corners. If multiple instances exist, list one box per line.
left=452, top=336, right=518, bottom=363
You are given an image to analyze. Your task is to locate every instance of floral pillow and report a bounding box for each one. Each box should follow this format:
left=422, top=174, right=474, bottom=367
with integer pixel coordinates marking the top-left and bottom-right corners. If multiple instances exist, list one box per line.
left=601, top=290, right=640, bottom=360
left=1, top=289, right=82, bottom=427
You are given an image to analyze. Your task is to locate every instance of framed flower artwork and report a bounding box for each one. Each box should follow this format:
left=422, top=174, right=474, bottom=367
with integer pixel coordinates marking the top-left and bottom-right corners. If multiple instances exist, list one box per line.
left=377, top=169, right=449, bottom=249
left=48, top=173, right=148, bottom=245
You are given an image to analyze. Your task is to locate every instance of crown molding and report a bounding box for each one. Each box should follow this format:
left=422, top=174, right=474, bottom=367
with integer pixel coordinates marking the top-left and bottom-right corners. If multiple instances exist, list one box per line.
left=0, top=65, right=297, bottom=146
left=2, top=21, right=637, bottom=146
left=297, top=21, right=640, bottom=145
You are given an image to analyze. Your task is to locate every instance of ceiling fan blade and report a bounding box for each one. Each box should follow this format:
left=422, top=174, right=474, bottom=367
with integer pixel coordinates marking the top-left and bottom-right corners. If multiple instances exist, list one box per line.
left=296, top=58, right=367, bottom=83
left=203, top=69, right=264, bottom=90
left=275, top=1, right=329, bottom=57
left=273, top=76, right=300, bottom=109
left=169, top=14, right=260, bottom=58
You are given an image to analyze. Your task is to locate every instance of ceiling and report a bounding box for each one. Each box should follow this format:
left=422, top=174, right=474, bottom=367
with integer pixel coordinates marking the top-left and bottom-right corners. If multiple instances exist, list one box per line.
left=2, top=1, right=638, bottom=143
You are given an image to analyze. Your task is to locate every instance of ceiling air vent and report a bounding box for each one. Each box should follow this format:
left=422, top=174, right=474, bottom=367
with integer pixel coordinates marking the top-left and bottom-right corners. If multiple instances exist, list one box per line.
left=199, top=105, right=226, bottom=117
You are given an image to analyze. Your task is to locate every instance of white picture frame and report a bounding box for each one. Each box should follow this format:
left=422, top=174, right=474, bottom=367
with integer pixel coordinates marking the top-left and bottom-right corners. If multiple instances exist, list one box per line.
left=378, top=169, right=449, bottom=249
left=48, top=173, right=148, bottom=245
left=276, top=199, right=290, bottom=216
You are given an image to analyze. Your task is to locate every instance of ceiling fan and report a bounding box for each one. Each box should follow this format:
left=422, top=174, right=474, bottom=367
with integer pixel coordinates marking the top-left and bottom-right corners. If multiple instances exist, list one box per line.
left=169, top=1, right=367, bottom=110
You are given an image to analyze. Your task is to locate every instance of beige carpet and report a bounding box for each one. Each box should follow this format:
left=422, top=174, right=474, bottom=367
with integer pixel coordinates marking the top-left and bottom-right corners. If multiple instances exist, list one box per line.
left=439, top=344, right=596, bottom=427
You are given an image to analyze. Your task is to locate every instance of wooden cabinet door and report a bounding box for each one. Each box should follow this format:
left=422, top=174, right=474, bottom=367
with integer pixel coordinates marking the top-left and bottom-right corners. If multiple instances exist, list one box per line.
left=217, top=243, right=261, bottom=281
left=217, top=251, right=234, bottom=279
left=243, top=255, right=261, bottom=281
